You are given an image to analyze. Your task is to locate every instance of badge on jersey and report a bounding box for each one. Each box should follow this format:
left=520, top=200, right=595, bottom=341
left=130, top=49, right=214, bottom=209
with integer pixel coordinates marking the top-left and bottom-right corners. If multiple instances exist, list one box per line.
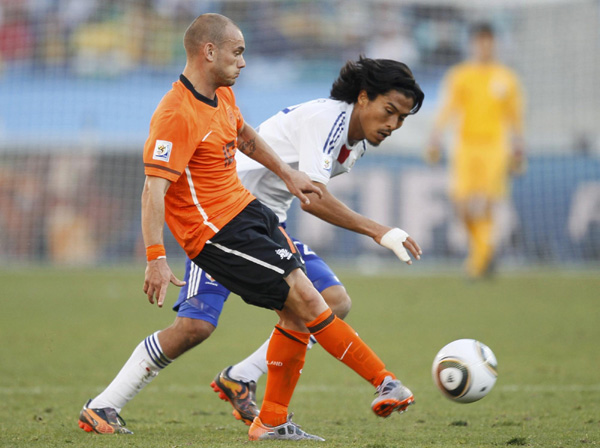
left=322, top=153, right=333, bottom=172
left=153, top=140, right=172, bottom=162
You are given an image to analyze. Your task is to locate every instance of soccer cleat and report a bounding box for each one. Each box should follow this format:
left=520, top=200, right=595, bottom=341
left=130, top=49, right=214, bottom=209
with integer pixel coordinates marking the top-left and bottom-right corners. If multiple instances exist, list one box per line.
left=371, top=376, right=415, bottom=417
left=210, top=366, right=259, bottom=426
left=78, top=400, right=133, bottom=434
left=248, top=414, right=325, bottom=441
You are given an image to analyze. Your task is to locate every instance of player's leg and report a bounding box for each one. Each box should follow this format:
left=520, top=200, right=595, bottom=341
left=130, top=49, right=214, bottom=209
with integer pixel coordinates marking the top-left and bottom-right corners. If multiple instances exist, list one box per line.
left=287, top=268, right=409, bottom=391
left=452, top=147, right=484, bottom=278
left=454, top=147, right=505, bottom=279
left=216, top=248, right=351, bottom=423
left=470, top=151, right=509, bottom=278
left=191, top=203, right=328, bottom=439
left=252, top=267, right=413, bottom=439
left=193, top=201, right=412, bottom=439
left=464, top=198, right=494, bottom=278
left=248, top=303, right=324, bottom=441
left=224, top=239, right=350, bottom=386
left=79, top=259, right=229, bottom=434
left=213, top=284, right=347, bottom=426
left=222, top=285, right=347, bottom=383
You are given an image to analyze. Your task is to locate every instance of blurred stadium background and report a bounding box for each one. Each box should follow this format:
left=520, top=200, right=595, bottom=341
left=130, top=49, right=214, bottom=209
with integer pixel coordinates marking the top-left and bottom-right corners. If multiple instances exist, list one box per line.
left=1, top=0, right=599, bottom=271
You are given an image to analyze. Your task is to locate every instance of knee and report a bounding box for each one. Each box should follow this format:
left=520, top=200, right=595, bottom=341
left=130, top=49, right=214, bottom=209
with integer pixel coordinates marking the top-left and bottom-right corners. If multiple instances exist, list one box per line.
left=322, top=286, right=351, bottom=319
left=284, top=269, right=328, bottom=320
left=173, top=318, right=216, bottom=349
left=286, top=284, right=328, bottom=323
left=186, top=320, right=215, bottom=346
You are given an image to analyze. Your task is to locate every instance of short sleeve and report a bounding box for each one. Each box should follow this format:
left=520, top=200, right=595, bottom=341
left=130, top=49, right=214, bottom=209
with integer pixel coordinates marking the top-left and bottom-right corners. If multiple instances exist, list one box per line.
left=296, top=110, right=348, bottom=185
left=143, top=109, right=195, bottom=182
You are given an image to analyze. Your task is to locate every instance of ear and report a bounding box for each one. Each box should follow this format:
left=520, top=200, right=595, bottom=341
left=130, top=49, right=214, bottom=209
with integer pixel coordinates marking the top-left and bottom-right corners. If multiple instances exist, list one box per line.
left=204, top=43, right=216, bottom=62
left=357, top=90, right=369, bottom=107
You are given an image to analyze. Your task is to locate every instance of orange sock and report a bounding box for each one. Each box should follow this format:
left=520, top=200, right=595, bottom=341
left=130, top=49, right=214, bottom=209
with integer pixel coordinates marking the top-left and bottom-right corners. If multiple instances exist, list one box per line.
left=259, top=326, right=310, bottom=427
left=307, top=309, right=394, bottom=387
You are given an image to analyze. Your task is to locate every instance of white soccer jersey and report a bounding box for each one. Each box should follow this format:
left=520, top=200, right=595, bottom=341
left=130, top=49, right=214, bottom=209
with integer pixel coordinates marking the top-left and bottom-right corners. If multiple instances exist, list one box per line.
left=236, top=98, right=367, bottom=222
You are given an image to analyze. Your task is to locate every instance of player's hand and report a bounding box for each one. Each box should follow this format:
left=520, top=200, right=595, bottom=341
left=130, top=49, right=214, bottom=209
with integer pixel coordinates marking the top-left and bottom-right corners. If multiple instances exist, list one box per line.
left=379, top=228, right=422, bottom=265
left=283, top=168, right=323, bottom=205
left=143, top=258, right=185, bottom=307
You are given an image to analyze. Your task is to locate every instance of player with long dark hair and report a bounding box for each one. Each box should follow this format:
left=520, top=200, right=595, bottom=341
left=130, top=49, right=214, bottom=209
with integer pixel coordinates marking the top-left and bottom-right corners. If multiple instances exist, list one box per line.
left=79, top=29, right=424, bottom=439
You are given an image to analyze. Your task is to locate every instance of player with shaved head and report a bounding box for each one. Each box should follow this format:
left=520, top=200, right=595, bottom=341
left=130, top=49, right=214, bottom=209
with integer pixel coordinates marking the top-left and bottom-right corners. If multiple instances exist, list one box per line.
left=78, top=14, right=423, bottom=441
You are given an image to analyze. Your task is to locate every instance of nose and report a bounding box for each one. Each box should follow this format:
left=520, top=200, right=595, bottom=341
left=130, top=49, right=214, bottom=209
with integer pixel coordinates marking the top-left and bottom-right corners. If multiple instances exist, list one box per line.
left=238, top=56, right=246, bottom=69
left=393, top=117, right=404, bottom=130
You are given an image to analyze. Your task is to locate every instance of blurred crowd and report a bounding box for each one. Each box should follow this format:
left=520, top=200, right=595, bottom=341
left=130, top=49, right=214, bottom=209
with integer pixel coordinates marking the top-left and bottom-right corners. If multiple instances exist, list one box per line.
left=4, top=0, right=596, bottom=266
left=0, top=0, right=469, bottom=76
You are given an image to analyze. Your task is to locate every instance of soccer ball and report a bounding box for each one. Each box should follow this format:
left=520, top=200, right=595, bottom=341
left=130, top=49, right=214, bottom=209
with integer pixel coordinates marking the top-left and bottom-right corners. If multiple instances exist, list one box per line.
left=432, top=339, right=498, bottom=403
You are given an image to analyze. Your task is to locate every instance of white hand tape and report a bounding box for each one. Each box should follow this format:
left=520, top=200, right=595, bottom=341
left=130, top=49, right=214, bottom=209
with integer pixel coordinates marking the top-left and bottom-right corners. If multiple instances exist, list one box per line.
left=380, top=228, right=410, bottom=262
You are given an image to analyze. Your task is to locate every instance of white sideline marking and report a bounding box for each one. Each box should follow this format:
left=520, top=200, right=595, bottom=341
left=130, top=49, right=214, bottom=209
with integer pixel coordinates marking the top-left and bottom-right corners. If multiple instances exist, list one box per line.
left=2, top=384, right=600, bottom=395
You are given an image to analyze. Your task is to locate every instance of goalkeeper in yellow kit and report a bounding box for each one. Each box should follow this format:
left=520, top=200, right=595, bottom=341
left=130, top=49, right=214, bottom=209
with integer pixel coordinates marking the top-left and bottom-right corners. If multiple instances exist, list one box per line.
left=427, top=23, right=525, bottom=279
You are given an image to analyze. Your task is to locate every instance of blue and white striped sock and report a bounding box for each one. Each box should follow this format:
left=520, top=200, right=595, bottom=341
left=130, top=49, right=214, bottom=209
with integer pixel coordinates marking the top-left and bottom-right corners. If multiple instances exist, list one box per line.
left=88, top=331, right=171, bottom=413
left=144, top=331, right=172, bottom=369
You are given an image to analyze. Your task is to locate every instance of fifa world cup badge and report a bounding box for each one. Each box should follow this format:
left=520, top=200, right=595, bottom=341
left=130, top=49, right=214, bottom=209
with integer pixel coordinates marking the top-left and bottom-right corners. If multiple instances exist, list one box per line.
left=153, top=140, right=173, bottom=162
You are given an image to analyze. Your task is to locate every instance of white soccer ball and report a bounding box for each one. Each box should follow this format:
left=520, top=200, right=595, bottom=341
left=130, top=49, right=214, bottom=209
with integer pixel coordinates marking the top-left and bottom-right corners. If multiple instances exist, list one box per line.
left=432, top=339, right=498, bottom=403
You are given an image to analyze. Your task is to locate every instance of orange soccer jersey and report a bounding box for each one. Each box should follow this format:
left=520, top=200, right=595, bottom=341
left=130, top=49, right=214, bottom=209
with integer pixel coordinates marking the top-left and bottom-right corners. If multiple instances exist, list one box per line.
left=143, top=75, right=255, bottom=258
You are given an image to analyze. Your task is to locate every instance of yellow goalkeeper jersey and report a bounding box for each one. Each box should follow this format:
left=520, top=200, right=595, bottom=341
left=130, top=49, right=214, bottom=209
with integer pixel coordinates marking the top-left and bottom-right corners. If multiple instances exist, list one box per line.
left=436, top=62, right=523, bottom=147
left=435, top=62, right=524, bottom=199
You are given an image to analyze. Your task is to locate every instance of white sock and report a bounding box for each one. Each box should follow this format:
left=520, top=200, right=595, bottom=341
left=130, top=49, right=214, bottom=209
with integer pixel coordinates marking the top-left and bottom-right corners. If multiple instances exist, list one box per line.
left=88, top=331, right=171, bottom=413
left=228, top=332, right=318, bottom=384
left=228, top=337, right=269, bottom=384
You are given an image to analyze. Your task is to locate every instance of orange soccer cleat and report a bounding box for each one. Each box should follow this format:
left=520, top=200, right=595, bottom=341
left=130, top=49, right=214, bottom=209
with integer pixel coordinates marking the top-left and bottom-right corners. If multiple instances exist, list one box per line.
left=78, top=400, right=133, bottom=434
left=210, top=366, right=259, bottom=426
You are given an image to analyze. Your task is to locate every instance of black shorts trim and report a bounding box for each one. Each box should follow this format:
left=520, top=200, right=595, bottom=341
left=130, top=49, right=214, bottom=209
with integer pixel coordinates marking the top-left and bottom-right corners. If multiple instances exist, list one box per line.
left=206, top=240, right=286, bottom=275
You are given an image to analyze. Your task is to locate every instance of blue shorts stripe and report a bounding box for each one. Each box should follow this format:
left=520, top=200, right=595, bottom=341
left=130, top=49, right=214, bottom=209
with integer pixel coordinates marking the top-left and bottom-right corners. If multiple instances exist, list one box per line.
left=188, top=263, right=201, bottom=299
left=173, top=258, right=230, bottom=326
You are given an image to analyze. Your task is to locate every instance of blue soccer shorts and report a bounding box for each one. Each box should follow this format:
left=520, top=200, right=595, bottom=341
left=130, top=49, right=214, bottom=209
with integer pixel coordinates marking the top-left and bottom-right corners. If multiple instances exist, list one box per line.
left=173, top=232, right=343, bottom=326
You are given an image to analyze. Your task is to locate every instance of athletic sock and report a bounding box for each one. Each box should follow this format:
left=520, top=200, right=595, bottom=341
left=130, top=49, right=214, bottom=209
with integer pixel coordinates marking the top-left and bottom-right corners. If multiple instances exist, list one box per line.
left=229, top=332, right=318, bottom=384
left=88, top=331, right=171, bottom=413
left=228, top=332, right=272, bottom=383
left=308, top=335, right=318, bottom=350
left=307, top=309, right=394, bottom=388
left=259, top=326, right=310, bottom=427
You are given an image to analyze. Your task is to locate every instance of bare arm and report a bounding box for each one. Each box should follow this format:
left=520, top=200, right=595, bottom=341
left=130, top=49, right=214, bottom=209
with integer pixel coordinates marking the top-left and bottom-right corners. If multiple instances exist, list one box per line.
left=237, top=122, right=322, bottom=204
left=141, top=175, right=185, bottom=307
left=301, top=182, right=421, bottom=264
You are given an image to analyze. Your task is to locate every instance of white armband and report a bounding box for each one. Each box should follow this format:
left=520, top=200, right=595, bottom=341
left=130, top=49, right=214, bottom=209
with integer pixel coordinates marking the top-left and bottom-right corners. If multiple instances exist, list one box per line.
left=380, top=228, right=410, bottom=262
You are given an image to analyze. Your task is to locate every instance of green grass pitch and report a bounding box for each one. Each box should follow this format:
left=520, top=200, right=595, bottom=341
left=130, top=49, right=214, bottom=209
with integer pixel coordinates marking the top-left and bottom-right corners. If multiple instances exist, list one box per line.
left=1, top=267, right=599, bottom=447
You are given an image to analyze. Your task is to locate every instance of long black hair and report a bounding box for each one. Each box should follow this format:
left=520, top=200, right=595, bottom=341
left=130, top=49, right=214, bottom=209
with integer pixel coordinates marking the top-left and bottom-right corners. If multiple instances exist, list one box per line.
left=330, top=56, right=424, bottom=114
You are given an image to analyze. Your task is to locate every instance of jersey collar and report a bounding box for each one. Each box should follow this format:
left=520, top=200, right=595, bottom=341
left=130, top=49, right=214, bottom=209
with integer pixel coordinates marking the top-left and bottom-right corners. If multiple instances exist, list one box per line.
left=179, top=74, right=219, bottom=108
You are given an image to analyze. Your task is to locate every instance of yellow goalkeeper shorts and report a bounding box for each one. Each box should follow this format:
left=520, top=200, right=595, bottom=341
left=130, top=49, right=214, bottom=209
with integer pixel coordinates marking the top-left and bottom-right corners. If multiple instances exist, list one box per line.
left=451, top=143, right=510, bottom=201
